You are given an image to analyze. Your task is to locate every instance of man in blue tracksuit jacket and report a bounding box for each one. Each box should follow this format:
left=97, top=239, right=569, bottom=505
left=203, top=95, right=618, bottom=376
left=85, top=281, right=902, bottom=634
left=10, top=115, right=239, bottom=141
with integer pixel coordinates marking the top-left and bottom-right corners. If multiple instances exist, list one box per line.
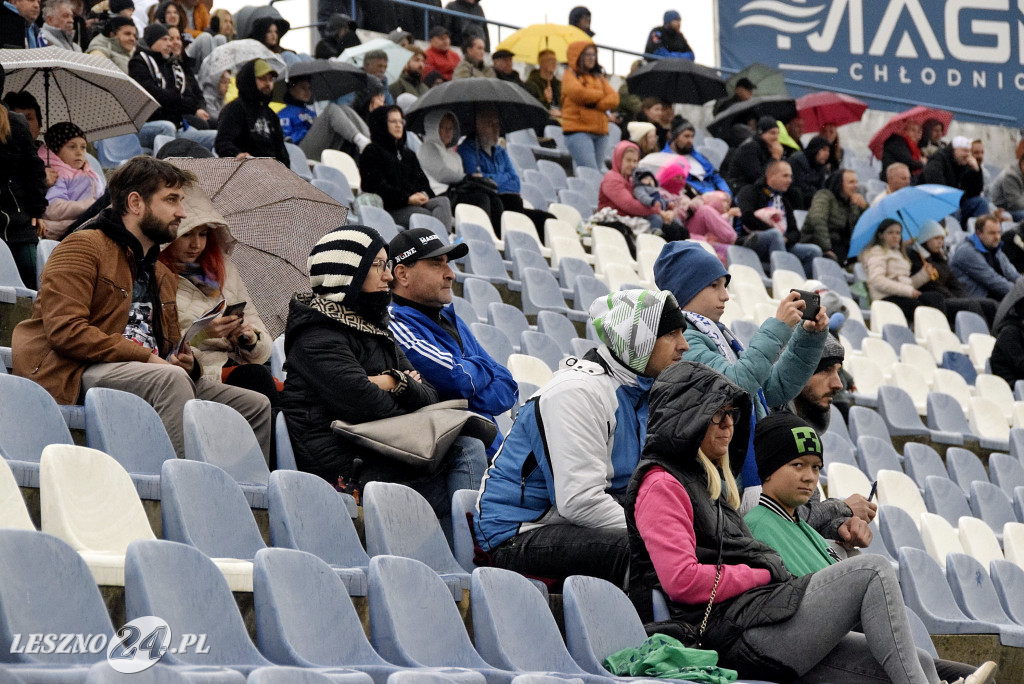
left=388, top=228, right=518, bottom=455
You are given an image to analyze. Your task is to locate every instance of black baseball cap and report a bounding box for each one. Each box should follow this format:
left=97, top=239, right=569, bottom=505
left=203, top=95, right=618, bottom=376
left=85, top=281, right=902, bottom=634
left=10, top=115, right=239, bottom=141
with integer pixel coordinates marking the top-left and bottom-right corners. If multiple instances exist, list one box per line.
left=389, top=229, right=469, bottom=268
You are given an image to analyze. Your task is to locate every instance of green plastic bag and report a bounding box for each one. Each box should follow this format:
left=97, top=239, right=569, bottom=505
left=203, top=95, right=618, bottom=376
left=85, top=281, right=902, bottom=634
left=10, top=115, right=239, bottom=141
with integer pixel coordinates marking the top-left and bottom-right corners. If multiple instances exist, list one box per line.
left=602, top=633, right=738, bottom=683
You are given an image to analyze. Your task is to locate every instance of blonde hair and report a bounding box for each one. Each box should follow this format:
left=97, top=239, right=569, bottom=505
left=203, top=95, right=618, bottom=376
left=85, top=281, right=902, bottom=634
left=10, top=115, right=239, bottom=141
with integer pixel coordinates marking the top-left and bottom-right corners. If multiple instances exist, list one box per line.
left=0, top=106, right=10, bottom=144
left=697, top=448, right=740, bottom=509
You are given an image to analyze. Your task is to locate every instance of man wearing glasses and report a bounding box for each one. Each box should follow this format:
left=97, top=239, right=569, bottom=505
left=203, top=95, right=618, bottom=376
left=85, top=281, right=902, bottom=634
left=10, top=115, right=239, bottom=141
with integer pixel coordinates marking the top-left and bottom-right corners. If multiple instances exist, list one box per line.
left=387, top=229, right=517, bottom=456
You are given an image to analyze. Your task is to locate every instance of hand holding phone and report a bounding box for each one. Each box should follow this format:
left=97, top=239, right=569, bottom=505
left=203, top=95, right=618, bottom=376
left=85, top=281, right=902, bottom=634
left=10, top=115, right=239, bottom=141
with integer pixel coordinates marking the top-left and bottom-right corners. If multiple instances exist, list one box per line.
left=790, top=289, right=821, bottom=321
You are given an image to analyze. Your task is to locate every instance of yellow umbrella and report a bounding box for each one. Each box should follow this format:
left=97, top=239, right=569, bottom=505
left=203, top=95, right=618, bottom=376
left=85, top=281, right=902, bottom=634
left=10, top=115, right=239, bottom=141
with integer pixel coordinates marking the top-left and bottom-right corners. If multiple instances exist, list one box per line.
left=494, top=23, right=593, bottom=64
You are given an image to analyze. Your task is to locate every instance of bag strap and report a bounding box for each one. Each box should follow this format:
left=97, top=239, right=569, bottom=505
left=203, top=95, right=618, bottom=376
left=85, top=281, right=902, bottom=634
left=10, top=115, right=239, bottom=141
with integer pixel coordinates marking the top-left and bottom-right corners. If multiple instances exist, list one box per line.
left=696, top=499, right=724, bottom=646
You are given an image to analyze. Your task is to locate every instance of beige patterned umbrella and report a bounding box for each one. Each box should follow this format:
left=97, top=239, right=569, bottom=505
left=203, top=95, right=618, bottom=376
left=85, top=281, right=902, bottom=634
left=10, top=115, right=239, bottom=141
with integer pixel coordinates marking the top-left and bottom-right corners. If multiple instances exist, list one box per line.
left=167, top=157, right=349, bottom=338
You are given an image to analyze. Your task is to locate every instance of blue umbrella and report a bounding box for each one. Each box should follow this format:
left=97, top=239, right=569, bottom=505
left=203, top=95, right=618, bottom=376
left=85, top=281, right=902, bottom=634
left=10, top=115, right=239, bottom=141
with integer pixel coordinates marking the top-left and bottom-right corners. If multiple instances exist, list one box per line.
left=847, top=184, right=964, bottom=258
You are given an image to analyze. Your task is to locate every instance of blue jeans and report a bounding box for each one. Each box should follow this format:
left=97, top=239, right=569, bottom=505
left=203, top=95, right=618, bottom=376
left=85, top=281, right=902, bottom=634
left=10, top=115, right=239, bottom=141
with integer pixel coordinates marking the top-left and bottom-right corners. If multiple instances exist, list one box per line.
left=177, top=127, right=217, bottom=151
left=412, top=435, right=487, bottom=540
left=565, top=131, right=610, bottom=170
left=955, top=195, right=991, bottom=223
left=138, top=120, right=177, bottom=152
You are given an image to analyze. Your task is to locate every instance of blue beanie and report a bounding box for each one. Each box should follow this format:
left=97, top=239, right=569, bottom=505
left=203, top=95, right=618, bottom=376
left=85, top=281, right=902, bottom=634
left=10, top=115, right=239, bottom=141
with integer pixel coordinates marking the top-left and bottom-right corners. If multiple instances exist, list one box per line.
left=653, top=241, right=730, bottom=310
left=664, top=10, right=681, bottom=23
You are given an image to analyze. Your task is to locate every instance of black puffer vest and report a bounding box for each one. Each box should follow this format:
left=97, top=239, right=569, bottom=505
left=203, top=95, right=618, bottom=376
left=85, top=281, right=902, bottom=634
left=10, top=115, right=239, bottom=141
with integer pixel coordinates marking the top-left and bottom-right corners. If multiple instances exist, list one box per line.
left=624, top=362, right=812, bottom=680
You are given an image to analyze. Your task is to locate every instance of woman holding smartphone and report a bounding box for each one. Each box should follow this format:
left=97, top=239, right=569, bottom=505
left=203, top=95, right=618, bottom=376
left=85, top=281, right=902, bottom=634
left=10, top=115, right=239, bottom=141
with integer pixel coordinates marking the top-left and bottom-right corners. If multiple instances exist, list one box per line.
left=158, top=185, right=278, bottom=407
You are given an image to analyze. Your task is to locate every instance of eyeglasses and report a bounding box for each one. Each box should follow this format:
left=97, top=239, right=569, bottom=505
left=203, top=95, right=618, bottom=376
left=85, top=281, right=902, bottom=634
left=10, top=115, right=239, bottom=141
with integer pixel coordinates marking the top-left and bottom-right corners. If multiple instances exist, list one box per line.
left=711, top=407, right=740, bottom=425
left=370, top=259, right=393, bottom=274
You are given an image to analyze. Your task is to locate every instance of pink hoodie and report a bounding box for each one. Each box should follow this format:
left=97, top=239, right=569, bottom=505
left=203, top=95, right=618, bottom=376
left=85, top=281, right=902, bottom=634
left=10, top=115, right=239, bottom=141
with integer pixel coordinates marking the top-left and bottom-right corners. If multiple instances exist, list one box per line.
left=38, top=145, right=106, bottom=238
left=597, top=140, right=660, bottom=218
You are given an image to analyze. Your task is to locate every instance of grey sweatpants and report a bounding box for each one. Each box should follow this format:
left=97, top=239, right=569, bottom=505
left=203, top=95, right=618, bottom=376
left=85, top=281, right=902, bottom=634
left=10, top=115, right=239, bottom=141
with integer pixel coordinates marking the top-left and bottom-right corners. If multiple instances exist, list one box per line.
left=81, top=361, right=272, bottom=463
left=740, top=554, right=937, bottom=684
left=298, top=103, right=369, bottom=161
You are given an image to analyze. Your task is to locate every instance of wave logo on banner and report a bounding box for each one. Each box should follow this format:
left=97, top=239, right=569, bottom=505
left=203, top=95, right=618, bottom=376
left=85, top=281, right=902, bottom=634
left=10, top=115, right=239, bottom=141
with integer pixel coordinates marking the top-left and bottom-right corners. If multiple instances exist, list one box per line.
left=735, top=1, right=828, bottom=50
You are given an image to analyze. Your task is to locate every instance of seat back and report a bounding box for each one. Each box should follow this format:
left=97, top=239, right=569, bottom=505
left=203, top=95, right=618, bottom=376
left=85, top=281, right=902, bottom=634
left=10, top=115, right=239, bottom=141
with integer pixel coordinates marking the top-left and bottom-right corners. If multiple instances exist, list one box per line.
left=914, top=306, right=950, bottom=341
left=878, top=384, right=927, bottom=433
left=923, top=475, right=972, bottom=527
left=537, top=159, right=569, bottom=190
left=877, top=505, right=924, bottom=557
left=945, top=553, right=1013, bottom=624
left=0, top=374, right=74, bottom=464
left=957, top=516, right=1004, bottom=567
left=970, top=481, right=1018, bottom=535
left=989, top=452, right=1024, bottom=497
left=826, top=462, right=872, bottom=501
left=487, top=302, right=530, bottom=346
left=904, top=443, right=946, bottom=488
left=856, top=436, right=902, bottom=480
left=0, top=530, right=113, bottom=664
left=160, top=459, right=266, bottom=560
left=919, top=513, right=966, bottom=568
left=876, top=470, right=926, bottom=521
left=274, top=412, right=297, bottom=471
left=455, top=203, right=496, bottom=237
left=572, top=276, right=610, bottom=314
left=285, top=142, right=312, bottom=180
left=828, top=404, right=853, bottom=445
left=310, top=178, right=354, bottom=208
left=562, top=574, right=649, bottom=676
left=900, top=344, right=937, bottom=384
left=522, top=267, right=569, bottom=316
left=470, top=323, right=513, bottom=365
left=955, top=310, right=989, bottom=343
left=822, top=432, right=857, bottom=469
left=362, top=482, right=467, bottom=575
left=367, top=555, right=487, bottom=668
left=125, top=539, right=268, bottom=667
left=536, top=311, right=578, bottom=356
left=451, top=489, right=480, bottom=574
left=268, top=470, right=369, bottom=569
left=946, top=447, right=989, bottom=493
left=941, top=351, right=977, bottom=385
left=882, top=324, right=916, bottom=356
left=725, top=245, right=768, bottom=280
left=451, top=295, right=479, bottom=324
left=510, top=249, right=550, bottom=283
left=0, top=458, right=32, bottom=529
left=869, top=299, right=908, bottom=334
left=247, top=668, right=334, bottom=684
left=926, top=391, right=971, bottom=434
left=253, top=547, right=384, bottom=668
left=1005, top=520, right=1024, bottom=567
left=471, top=566, right=583, bottom=673
left=320, top=149, right=361, bottom=190
left=183, top=400, right=269, bottom=487
left=463, top=278, right=503, bottom=322
left=85, top=388, right=175, bottom=476
left=848, top=405, right=890, bottom=443
left=40, top=444, right=155, bottom=555
left=358, top=205, right=400, bottom=243
left=520, top=331, right=565, bottom=372
left=905, top=608, right=938, bottom=658
left=989, top=559, right=1024, bottom=624
left=840, top=318, right=869, bottom=351
left=409, top=212, right=446, bottom=237
left=465, top=239, right=510, bottom=281
left=507, top=354, right=554, bottom=387
left=35, top=239, right=58, bottom=289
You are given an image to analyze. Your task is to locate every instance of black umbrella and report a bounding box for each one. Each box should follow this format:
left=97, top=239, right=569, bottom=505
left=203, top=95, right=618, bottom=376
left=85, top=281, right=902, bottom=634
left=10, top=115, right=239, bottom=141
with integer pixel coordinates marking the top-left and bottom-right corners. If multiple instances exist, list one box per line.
left=706, top=95, right=798, bottom=139
left=625, top=58, right=726, bottom=105
left=272, top=59, right=368, bottom=102
left=993, top=278, right=1024, bottom=335
left=403, top=78, right=549, bottom=136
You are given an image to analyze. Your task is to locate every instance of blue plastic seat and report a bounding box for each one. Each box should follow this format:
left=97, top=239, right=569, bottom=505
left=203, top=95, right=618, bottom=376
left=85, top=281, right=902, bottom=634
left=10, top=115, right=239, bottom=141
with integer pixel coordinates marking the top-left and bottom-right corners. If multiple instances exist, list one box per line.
left=465, top=240, right=515, bottom=289
left=520, top=331, right=564, bottom=372
left=903, top=443, right=947, bottom=490
left=358, top=205, right=400, bottom=244
left=463, top=279, right=503, bottom=324
left=458, top=222, right=498, bottom=246
left=247, top=668, right=333, bottom=684
left=1015, top=487, right=1024, bottom=524
left=923, top=476, right=973, bottom=527
left=285, top=143, right=313, bottom=180
left=522, top=268, right=586, bottom=322
left=946, top=447, right=989, bottom=495
left=816, top=273, right=852, bottom=299
left=877, top=386, right=961, bottom=445
left=561, top=575, right=654, bottom=678
left=96, top=133, right=143, bottom=169
left=409, top=213, right=447, bottom=237
left=877, top=505, right=925, bottom=557
left=511, top=250, right=557, bottom=292
left=503, top=228, right=543, bottom=260
left=841, top=318, right=869, bottom=351
left=926, top=392, right=999, bottom=449
left=730, top=319, right=759, bottom=349
left=573, top=165, right=603, bottom=188
left=487, top=303, right=530, bottom=352
left=556, top=190, right=593, bottom=221
left=558, top=257, right=595, bottom=291
left=898, top=547, right=1001, bottom=635
left=311, top=178, right=354, bottom=209
left=451, top=489, right=480, bottom=574
left=768, top=250, right=804, bottom=277
left=0, top=239, right=35, bottom=296
left=989, top=559, right=1024, bottom=625
left=1016, top=382, right=1024, bottom=403
left=267, top=470, right=369, bottom=596
left=566, top=176, right=597, bottom=202
left=253, top=547, right=484, bottom=684
left=945, top=553, right=1024, bottom=646
left=571, top=276, right=609, bottom=316
left=989, top=453, right=1024, bottom=498
left=570, top=338, right=599, bottom=357
left=726, top=245, right=771, bottom=287
left=520, top=183, right=549, bottom=212
left=362, top=482, right=471, bottom=598
left=955, top=310, right=989, bottom=343
left=0, top=375, right=73, bottom=487
left=522, top=172, right=556, bottom=205
left=271, top=334, right=287, bottom=383
left=507, top=143, right=538, bottom=174
left=470, top=323, right=514, bottom=366
left=941, top=351, right=977, bottom=385
left=160, top=459, right=266, bottom=564
left=882, top=325, right=916, bottom=356
left=85, top=662, right=245, bottom=683
left=536, top=311, right=578, bottom=356
left=367, top=555, right=514, bottom=684
left=470, top=567, right=611, bottom=684
left=275, top=412, right=298, bottom=471
left=35, top=239, right=58, bottom=289
left=848, top=406, right=890, bottom=444
left=812, top=256, right=854, bottom=284
left=84, top=387, right=175, bottom=500
left=452, top=295, right=480, bottom=324
left=536, top=160, right=569, bottom=191
left=856, top=435, right=902, bottom=480
left=970, top=481, right=1018, bottom=538
left=905, top=609, right=938, bottom=658
left=183, top=400, right=270, bottom=508
left=822, top=431, right=857, bottom=470
left=1012, top=427, right=1024, bottom=460
left=828, top=405, right=853, bottom=445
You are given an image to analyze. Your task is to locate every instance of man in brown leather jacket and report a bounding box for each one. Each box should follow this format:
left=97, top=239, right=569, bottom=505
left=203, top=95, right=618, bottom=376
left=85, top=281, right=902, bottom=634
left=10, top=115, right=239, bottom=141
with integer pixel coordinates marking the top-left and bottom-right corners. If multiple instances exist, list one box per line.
left=13, top=156, right=271, bottom=460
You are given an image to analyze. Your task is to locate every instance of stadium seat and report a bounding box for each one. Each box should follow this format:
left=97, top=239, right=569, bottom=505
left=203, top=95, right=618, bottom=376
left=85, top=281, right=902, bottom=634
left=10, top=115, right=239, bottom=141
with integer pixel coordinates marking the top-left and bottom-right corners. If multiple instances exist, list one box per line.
left=945, top=553, right=1024, bottom=646
left=923, top=475, right=973, bottom=528
left=828, top=405, right=853, bottom=445
left=451, top=489, right=480, bottom=574
left=455, top=205, right=502, bottom=251
left=85, top=662, right=245, bottom=682
left=550, top=238, right=591, bottom=272
left=464, top=240, right=515, bottom=289
left=557, top=190, right=593, bottom=220
left=488, top=303, right=530, bottom=351
left=246, top=668, right=334, bottom=684
left=452, top=295, right=480, bottom=324
left=811, top=256, right=854, bottom=285
left=906, top=609, right=938, bottom=658
left=970, top=481, right=1018, bottom=539
left=520, top=331, right=565, bottom=372
left=367, top=555, right=512, bottom=682
left=882, top=325, right=916, bottom=357
left=822, top=431, right=857, bottom=471
left=876, top=470, right=926, bottom=522
left=990, top=559, right=1024, bottom=624
left=561, top=575, right=654, bottom=678
left=927, top=392, right=988, bottom=451
left=848, top=406, right=890, bottom=443
left=159, top=459, right=259, bottom=591
left=471, top=323, right=514, bottom=365
left=471, top=567, right=602, bottom=683
left=900, top=343, right=938, bottom=387
left=913, top=306, right=951, bottom=344
left=860, top=336, right=900, bottom=375
left=267, top=470, right=368, bottom=596
left=919, top=512, right=965, bottom=565
left=0, top=240, right=35, bottom=298
left=271, top=334, right=287, bottom=383
left=96, top=133, right=144, bottom=169
left=878, top=505, right=925, bottom=557
left=840, top=318, right=869, bottom=351
left=843, top=356, right=882, bottom=406
left=463, top=279, right=503, bottom=323
left=869, top=300, right=908, bottom=335
left=320, top=149, right=361, bottom=191
left=955, top=310, right=989, bottom=342
left=503, top=227, right=546, bottom=263
left=507, top=143, right=538, bottom=175
left=458, top=221, right=501, bottom=248
left=257, top=548, right=487, bottom=684
left=313, top=163, right=357, bottom=207
left=362, top=482, right=470, bottom=598
left=570, top=338, right=599, bottom=357
left=35, top=239, right=58, bottom=289
left=510, top=250, right=556, bottom=293
left=1006, top=521, right=1024, bottom=569
left=856, top=436, right=902, bottom=480
left=507, top=354, right=554, bottom=387
left=601, top=262, right=646, bottom=292
left=879, top=385, right=961, bottom=444
left=768, top=250, right=804, bottom=277
left=546, top=203, right=584, bottom=231
left=1013, top=427, right=1024, bottom=461
left=976, top=374, right=1018, bottom=424
left=904, top=443, right=947, bottom=489
left=770, top=268, right=804, bottom=302
left=40, top=444, right=156, bottom=586
left=406, top=213, right=447, bottom=238
left=941, top=351, right=977, bottom=385
left=0, top=374, right=74, bottom=487
left=0, top=458, right=32, bottom=530
left=990, top=452, right=1024, bottom=498
left=968, top=334, right=996, bottom=372
left=957, top=516, right=1004, bottom=568
left=968, top=396, right=1010, bottom=445
left=521, top=268, right=587, bottom=321
left=84, top=387, right=175, bottom=500
left=285, top=143, right=313, bottom=180
left=590, top=226, right=636, bottom=271
left=946, top=448, right=989, bottom=494
left=183, top=400, right=270, bottom=508
left=826, top=462, right=871, bottom=501
left=725, top=245, right=771, bottom=288
left=275, top=412, right=298, bottom=471
left=572, top=276, right=610, bottom=315
left=573, top=165, right=603, bottom=187
left=358, top=205, right=400, bottom=243
left=536, top=311, right=578, bottom=356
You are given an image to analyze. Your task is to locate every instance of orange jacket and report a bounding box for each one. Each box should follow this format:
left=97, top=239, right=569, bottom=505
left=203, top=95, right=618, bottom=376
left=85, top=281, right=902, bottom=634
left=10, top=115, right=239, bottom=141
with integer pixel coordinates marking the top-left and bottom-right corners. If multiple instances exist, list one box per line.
left=186, top=2, right=210, bottom=37
left=560, top=40, right=618, bottom=135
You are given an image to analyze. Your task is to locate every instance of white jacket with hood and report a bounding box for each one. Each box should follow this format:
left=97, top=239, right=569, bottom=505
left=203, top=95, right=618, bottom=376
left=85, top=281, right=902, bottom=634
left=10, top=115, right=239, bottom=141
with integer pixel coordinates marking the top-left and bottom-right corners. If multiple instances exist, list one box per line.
left=416, top=109, right=465, bottom=195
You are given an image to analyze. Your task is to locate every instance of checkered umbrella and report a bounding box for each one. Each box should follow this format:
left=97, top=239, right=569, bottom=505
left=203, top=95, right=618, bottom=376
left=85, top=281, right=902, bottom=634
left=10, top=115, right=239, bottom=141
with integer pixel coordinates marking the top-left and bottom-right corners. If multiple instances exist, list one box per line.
left=166, top=157, right=349, bottom=338
left=0, top=47, right=159, bottom=140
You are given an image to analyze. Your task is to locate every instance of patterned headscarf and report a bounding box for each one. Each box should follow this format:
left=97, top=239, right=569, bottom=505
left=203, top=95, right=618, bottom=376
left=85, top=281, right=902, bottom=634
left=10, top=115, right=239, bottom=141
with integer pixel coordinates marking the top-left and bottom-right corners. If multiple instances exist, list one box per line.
left=307, top=224, right=386, bottom=304
left=43, top=122, right=86, bottom=154
left=589, top=289, right=684, bottom=373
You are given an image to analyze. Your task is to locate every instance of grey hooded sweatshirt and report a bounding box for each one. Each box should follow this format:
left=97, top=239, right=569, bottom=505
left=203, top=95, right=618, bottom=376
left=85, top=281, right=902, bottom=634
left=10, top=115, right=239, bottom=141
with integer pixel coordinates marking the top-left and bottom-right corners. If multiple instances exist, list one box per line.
left=416, top=109, right=465, bottom=195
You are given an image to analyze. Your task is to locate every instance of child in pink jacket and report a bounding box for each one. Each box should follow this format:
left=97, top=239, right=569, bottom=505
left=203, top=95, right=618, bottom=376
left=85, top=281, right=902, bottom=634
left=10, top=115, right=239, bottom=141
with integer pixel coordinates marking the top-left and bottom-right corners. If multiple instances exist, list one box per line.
left=37, top=122, right=106, bottom=240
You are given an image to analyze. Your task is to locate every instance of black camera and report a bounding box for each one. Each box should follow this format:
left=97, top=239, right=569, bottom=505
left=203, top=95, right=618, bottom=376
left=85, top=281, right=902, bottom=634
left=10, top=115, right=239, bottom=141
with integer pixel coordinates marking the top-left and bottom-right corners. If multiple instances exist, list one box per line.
left=790, top=289, right=821, bottom=321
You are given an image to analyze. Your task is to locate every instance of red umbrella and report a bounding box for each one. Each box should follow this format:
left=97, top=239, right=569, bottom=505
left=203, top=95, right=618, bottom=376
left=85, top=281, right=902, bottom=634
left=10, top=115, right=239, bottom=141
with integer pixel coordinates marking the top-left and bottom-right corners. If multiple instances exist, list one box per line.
left=867, top=106, right=953, bottom=161
left=795, top=92, right=868, bottom=133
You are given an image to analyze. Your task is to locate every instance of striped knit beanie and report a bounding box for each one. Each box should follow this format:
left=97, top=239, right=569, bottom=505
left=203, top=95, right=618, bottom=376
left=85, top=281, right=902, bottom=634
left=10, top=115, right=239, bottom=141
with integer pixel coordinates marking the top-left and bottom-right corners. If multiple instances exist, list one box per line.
left=307, top=224, right=386, bottom=304
left=589, top=289, right=684, bottom=373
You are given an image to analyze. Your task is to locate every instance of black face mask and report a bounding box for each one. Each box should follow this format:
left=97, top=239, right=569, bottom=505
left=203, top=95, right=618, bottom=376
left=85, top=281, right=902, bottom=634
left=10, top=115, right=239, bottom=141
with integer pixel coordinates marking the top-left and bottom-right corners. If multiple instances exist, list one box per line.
left=353, top=290, right=392, bottom=328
